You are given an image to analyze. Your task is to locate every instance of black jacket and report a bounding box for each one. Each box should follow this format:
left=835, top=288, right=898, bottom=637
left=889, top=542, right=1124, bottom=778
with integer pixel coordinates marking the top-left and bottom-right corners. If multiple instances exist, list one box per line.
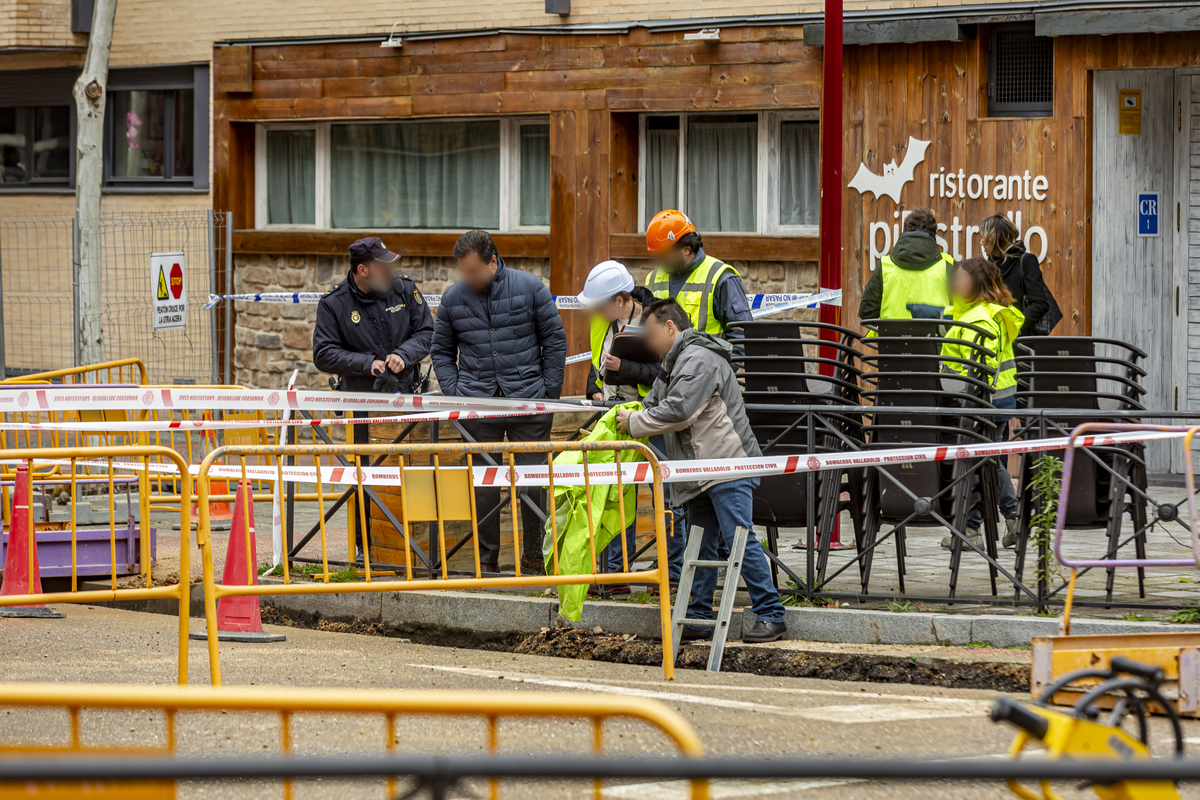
left=431, top=258, right=567, bottom=399
left=857, top=231, right=955, bottom=322
left=585, top=285, right=661, bottom=399
left=993, top=242, right=1052, bottom=338
left=312, top=270, right=434, bottom=393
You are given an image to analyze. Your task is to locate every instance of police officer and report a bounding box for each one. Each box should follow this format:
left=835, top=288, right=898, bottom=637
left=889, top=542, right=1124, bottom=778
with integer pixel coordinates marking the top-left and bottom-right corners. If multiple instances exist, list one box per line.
left=312, top=236, right=434, bottom=561
left=644, top=209, right=752, bottom=349
left=313, top=236, right=433, bottom=394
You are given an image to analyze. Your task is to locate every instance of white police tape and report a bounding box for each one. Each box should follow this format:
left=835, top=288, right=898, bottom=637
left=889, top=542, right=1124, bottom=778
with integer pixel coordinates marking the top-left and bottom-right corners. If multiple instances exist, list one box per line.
left=203, top=289, right=841, bottom=313
left=560, top=288, right=844, bottom=367
left=8, top=428, right=1181, bottom=489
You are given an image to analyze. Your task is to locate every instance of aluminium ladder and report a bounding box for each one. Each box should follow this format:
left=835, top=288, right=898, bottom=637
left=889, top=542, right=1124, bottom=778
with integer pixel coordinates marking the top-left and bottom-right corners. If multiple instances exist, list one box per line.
left=670, top=525, right=750, bottom=672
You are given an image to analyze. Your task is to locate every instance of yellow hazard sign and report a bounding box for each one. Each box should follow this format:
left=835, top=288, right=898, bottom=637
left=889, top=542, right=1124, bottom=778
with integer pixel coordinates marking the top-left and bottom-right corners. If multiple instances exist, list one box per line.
left=157, top=267, right=169, bottom=301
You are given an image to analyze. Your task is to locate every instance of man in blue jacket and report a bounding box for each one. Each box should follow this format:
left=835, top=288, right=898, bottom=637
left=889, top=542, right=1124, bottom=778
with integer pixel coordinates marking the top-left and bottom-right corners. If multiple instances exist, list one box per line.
left=431, top=230, right=567, bottom=574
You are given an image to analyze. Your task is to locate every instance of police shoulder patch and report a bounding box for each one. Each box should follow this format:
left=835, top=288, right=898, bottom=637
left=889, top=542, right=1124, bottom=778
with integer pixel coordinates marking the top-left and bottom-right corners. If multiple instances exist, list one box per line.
left=413, top=287, right=424, bottom=305
left=350, top=309, right=361, bottom=324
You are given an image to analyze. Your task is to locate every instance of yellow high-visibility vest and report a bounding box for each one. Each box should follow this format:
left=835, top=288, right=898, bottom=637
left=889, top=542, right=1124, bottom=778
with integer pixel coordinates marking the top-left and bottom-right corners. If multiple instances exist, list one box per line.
left=878, top=252, right=955, bottom=321
left=645, top=253, right=737, bottom=334
left=589, top=314, right=649, bottom=397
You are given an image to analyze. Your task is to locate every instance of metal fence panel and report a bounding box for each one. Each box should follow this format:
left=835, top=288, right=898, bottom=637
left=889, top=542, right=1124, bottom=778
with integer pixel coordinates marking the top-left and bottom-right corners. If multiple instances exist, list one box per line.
left=0, top=212, right=222, bottom=384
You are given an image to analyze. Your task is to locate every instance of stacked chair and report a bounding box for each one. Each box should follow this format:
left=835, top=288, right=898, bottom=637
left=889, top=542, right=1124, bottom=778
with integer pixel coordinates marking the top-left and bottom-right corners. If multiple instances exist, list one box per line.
left=858, top=318, right=1005, bottom=598
left=729, top=320, right=867, bottom=586
left=1011, top=337, right=1150, bottom=602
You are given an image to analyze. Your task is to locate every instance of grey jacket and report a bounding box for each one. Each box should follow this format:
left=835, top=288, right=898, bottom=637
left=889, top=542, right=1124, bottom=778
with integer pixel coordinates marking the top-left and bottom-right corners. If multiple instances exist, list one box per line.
left=628, top=329, right=762, bottom=504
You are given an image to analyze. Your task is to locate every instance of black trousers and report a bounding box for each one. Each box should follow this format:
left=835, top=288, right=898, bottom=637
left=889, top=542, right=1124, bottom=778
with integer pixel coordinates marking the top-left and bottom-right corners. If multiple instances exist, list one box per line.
left=456, top=413, right=554, bottom=566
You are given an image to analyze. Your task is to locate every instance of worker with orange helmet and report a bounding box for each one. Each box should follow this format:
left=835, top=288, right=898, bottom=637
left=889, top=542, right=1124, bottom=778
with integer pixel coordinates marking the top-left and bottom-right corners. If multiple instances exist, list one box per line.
left=643, top=209, right=752, bottom=348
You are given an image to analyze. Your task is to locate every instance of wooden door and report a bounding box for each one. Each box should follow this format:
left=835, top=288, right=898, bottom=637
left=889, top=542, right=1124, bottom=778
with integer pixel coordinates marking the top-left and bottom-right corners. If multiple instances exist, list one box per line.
left=1092, top=70, right=1176, bottom=473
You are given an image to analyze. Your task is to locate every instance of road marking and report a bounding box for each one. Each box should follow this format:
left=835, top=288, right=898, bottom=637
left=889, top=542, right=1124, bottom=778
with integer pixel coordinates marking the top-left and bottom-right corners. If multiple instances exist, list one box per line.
left=408, top=664, right=802, bottom=715
left=611, top=679, right=997, bottom=705
left=408, top=664, right=989, bottom=724
left=794, top=702, right=984, bottom=724
left=602, top=778, right=857, bottom=798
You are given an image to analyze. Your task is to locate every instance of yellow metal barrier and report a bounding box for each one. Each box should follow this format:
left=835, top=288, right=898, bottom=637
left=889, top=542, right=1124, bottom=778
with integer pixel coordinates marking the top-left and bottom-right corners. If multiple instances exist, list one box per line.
left=0, top=446, right=192, bottom=685
left=197, top=441, right=675, bottom=684
left=0, top=682, right=707, bottom=800
left=0, top=357, right=148, bottom=387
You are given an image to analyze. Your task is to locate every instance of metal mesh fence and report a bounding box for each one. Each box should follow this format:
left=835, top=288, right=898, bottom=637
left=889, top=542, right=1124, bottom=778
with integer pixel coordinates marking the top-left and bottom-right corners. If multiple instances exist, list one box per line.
left=0, top=211, right=225, bottom=384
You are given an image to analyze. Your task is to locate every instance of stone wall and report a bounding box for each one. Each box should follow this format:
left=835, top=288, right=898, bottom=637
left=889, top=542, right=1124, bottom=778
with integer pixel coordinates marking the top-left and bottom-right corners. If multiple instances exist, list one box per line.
left=232, top=255, right=817, bottom=392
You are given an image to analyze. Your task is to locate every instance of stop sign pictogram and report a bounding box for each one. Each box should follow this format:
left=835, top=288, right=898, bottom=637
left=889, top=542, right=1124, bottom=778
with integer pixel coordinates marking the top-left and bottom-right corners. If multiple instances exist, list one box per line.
left=170, top=263, right=184, bottom=299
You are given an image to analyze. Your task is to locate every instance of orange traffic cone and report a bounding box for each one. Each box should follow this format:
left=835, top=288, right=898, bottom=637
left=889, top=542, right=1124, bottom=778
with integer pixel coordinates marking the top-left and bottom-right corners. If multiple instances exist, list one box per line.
left=0, top=465, right=64, bottom=618
left=190, top=479, right=284, bottom=643
left=191, top=478, right=233, bottom=528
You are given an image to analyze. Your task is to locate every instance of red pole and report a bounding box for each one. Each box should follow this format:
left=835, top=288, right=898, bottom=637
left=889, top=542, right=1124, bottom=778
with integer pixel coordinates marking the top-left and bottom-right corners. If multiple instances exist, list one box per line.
left=818, top=0, right=851, bottom=549
left=818, top=0, right=843, bottom=336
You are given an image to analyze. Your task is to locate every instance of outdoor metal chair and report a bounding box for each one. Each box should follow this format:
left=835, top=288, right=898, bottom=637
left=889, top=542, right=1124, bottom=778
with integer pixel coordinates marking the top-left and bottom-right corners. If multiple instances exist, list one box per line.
left=1011, top=336, right=1151, bottom=603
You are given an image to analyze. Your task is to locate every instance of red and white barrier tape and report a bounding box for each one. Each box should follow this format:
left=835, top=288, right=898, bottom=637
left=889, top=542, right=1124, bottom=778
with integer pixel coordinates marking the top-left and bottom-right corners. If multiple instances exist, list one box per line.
left=2, top=429, right=1181, bottom=489
left=0, top=387, right=601, bottom=415
left=0, top=405, right=560, bottom=433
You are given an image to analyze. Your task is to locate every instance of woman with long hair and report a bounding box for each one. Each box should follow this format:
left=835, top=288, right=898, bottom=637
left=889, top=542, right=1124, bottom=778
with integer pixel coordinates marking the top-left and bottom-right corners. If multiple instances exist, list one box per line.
left=940, top=257, right=1024, bottom=551
left=978, top=214, right=1055, bottom=337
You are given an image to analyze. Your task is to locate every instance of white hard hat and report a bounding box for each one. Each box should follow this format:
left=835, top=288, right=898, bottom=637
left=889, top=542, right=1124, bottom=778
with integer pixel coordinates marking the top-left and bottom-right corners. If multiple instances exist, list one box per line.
left=577, top=260, right=635, bottom=308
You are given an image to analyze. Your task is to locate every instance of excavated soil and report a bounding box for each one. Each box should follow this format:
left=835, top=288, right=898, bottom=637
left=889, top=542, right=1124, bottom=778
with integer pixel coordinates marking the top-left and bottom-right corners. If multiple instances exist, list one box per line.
left=260, top=605, right=1029, bottom=692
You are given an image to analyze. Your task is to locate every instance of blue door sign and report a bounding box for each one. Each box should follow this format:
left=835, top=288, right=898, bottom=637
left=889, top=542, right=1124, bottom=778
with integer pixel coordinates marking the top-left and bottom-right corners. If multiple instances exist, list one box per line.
left=1137, top=192, right=1159, bottom=237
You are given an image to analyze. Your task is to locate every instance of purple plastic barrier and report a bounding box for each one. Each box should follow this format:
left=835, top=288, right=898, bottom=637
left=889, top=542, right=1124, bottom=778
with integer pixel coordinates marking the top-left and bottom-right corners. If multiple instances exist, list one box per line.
left=0, top=518, right=156, bottom=578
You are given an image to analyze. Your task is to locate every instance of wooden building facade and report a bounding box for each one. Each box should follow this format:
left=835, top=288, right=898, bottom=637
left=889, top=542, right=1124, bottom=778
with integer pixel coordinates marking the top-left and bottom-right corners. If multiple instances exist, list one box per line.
left=211, top=10, right=1200, bottom=424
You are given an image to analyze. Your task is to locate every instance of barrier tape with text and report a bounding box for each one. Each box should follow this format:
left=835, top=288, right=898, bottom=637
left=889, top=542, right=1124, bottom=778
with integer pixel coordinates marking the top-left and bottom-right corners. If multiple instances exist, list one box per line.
left=203, top=289, right=842, bottom=312
left=3, top=428, right=1181, bottom=489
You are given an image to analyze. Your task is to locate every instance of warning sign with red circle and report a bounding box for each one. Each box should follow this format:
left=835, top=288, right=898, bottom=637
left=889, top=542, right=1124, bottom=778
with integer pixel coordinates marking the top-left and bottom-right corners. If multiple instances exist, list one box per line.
left=151, top=251, right=187, bottom=332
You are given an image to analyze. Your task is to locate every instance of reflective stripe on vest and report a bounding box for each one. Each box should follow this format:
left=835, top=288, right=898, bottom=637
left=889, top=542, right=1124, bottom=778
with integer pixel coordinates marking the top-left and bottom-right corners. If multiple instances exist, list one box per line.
left=878, top=252, right=954, bottom=321
left=645, top=254, right=736, bottom=334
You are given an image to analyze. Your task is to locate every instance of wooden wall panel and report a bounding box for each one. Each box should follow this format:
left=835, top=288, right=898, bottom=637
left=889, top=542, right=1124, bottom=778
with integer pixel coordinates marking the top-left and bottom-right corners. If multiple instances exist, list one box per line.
left=841, top=32, right=1200, bottom=337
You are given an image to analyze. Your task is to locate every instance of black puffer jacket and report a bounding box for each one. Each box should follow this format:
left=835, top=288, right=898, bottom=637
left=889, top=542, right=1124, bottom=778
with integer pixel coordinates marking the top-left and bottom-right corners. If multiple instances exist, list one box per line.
left=431, top=258, right=567, bottom=399
left=312, top=270, right=434, bottom=393
left=993, top=242, right=1052, bottom=338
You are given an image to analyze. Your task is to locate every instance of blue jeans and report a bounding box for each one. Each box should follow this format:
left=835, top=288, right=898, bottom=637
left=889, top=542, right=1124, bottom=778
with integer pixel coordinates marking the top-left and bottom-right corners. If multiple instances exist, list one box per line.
left=685, top=477, right=786, bottom=625
left=968, top=395, right=1019, bottom=529
left=601, top=502, right=687, bottom=577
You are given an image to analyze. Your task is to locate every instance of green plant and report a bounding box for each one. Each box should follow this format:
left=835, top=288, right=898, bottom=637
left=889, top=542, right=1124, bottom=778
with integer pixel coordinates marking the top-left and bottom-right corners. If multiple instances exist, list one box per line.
left=1169, top=608, right=1200, bottom=624
left=1028, top=454, right=1064, bottom=586
left=1118, top=612, right=1155, bottom=622
left=885, top=598, right=919, bottom=613
left=780, top=581, right=806, bottom=607
left=328, top=567, right=359, bottom=583
left=1180, top=576, right=1194, bottom=584
left=964, top=641, right=992, bottom=649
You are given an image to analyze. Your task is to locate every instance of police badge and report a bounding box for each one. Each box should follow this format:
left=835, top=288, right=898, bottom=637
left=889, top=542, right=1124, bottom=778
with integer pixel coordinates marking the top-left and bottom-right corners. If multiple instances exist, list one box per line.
left=351, top=310, right=361, bottom=324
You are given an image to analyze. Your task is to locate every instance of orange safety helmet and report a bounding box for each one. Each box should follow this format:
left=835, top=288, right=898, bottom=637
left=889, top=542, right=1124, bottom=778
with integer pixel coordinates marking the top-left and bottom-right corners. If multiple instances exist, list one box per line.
left=646, top=209, right=695, bottom=254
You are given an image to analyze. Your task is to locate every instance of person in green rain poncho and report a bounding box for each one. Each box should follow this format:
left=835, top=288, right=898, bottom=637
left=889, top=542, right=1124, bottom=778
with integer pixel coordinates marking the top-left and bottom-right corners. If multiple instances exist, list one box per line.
left=543, top=402, right=646, bottom=622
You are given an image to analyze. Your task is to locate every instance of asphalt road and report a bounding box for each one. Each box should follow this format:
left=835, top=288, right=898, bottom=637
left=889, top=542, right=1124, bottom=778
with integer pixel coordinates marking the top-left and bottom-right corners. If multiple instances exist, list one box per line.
left=1, top=606, right=1197, bottom=800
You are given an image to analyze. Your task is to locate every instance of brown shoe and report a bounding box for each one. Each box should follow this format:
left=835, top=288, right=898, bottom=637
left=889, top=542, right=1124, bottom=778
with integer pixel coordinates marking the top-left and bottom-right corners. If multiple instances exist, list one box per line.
left=480, top=563, right=500, bottom=574
left=520, top=556, right=546, bottom=576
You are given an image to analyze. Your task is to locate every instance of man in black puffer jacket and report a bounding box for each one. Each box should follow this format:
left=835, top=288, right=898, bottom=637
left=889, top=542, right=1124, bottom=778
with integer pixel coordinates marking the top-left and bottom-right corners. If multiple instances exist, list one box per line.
left=432, top=230, right=567, bottom=574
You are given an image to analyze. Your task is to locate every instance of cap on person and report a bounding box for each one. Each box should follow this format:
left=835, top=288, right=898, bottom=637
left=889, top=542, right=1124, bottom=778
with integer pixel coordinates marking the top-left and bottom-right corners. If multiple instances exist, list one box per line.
left=348, top=236, right=400, bottom=266
left=645, top=209, right=695, bottom=254
left=577, top=260, right=635, bottom=308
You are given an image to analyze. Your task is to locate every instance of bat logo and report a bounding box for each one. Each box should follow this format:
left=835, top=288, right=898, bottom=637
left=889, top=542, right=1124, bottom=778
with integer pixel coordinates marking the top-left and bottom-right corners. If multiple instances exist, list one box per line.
left=847, top=137, right=931, bottom=203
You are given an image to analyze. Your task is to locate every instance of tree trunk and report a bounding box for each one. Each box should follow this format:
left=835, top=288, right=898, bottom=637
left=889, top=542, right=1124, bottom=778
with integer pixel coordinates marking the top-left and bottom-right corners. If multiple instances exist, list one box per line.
left=72, top=0, right=117, bottom=367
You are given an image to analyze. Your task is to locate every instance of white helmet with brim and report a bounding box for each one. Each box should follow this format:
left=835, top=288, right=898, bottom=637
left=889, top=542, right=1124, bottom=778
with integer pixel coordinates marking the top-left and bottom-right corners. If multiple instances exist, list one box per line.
left=577, top=260, right=635, bottom=308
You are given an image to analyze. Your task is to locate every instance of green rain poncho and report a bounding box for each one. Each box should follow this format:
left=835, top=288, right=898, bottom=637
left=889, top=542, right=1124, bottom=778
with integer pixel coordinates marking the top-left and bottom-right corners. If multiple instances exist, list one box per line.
left=543, top=402, right=646, bottom=622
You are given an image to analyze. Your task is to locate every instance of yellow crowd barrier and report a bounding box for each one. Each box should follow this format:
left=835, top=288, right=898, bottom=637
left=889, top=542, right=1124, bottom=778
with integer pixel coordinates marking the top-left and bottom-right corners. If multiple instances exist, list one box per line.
left=198, top=440, right=675, bottom=684
left=0, top=445, right=193, bottom=685
left=0, top=682, right=707, bottom=800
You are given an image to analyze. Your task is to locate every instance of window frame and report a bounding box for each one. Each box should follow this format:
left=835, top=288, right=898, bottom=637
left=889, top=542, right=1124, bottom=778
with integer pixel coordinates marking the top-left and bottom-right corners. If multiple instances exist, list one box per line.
left=765, top=110, right=820, bottom=236
left=102, top=64, right=209, bottom=192
left=253, top=116, right=551, bottom=233
left=254, top=122, right=330, bottom=230
left=987, top=22, right=1054, bottom=119
left=0, top=105, right=75, bottom=188
left=637, top=110, right=819, bottom=235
